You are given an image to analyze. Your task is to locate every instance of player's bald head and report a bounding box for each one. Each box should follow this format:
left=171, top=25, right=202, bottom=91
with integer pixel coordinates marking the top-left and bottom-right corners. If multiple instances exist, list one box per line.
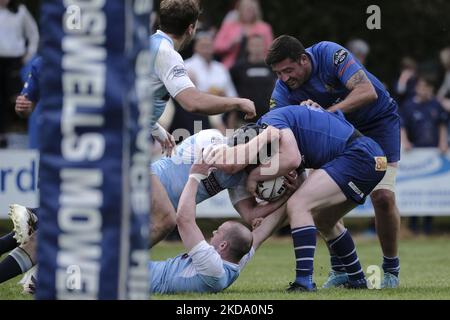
left=266, top=35, right=306, bottom=66
left=222, top=221, right=253, bottom=261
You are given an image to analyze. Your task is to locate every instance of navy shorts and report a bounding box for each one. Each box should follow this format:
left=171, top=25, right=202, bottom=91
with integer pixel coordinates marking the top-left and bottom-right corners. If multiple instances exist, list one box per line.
left=358, top=100, right=401, bottom=163
left=322, top=136, right=387, bottom=204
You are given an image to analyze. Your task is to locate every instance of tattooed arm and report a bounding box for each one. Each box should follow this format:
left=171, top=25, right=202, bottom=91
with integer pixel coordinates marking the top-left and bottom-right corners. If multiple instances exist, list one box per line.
left=328, top=70, right=378, bottom=113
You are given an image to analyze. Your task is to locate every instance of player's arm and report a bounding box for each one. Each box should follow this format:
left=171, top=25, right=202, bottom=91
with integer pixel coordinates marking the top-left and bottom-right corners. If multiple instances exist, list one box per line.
left=156, top=47, right=256, bottom=120
left=151, top=122, right=175, bottom=157
left=176, top=163, right=211, bottom=252
left=246, top=128, right=301, bottom=196
left=238, top=204, right=290, bottom=270
left=175, top=87, right=256, bottom=120
left=204, top=126, right=280, bottom=174
left=328, top=69, right=378, bottom=113
left=321, top=43, right=377, bottom=113
left=251, top=204, right=289, bottom=250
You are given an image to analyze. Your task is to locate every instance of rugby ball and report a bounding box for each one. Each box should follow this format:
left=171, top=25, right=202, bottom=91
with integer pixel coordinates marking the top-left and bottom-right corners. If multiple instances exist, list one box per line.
left=256, top=176, right=287, bottom=202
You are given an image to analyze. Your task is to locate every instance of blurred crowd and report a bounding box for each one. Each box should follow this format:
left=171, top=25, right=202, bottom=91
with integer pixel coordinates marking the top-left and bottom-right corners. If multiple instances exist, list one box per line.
left=1, top=0, right=449, bottom=234
left=0, top=0, right=38, bottom=148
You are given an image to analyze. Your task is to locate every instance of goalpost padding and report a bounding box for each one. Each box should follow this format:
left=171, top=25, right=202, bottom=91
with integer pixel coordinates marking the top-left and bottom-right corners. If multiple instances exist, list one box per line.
left=37, top=0, right=152, bottom=299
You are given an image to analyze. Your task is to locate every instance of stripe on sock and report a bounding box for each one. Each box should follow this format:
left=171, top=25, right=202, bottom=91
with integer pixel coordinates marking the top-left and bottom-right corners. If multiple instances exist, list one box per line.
left=382, top=256, right=400, bottom=277
left=291, top=226, right=317, bottom=279
left=328, top=229, right=365, bottom=282
left=9, top=247, right=33, bottom=273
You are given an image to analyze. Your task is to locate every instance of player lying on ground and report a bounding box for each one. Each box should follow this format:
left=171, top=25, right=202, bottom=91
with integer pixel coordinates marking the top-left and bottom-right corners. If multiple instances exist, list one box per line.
left=205, top=105, right=387, bottom=291
left=0, top=169, right=292, bottom=295
left=150, top=161, right=289, bottom=294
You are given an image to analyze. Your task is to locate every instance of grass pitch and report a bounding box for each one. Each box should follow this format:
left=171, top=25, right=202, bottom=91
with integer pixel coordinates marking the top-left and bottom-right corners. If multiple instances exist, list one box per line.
left=1, top=236, right=450, bottom=300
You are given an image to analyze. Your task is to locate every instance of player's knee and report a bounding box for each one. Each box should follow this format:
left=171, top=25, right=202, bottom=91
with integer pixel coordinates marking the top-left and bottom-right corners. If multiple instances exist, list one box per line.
left=371, top=189, right=397, bottom=213
left=286, top=199, right=315, bottom=227
left=286, top=198, right=309, bottom=217
left=312, top=213, right=334, bottom=234
left=286, top=201, right=299, bottom=219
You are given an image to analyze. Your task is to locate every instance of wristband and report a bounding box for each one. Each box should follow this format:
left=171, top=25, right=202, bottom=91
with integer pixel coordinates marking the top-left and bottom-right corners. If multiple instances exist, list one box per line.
left=189, top=173, right=207, bottom=183
left=151, top=122, right=168, bottom=140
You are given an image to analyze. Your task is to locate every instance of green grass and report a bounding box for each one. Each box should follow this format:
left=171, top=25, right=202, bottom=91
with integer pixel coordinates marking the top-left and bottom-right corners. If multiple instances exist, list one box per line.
left=151, top=236, right=450, bottom=300
left=1, top=236, right=450, bottom=300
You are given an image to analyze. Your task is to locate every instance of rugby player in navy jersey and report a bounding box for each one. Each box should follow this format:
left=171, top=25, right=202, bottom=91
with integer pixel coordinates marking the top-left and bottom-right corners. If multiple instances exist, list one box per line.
left=265, top=36, right=401, bottom=288
left=205, top=105, right=387, bottom=290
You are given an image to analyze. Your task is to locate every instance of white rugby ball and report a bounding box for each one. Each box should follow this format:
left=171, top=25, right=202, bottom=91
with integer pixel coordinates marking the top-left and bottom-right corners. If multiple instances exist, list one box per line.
left=256, top=176, right=287, bottom=202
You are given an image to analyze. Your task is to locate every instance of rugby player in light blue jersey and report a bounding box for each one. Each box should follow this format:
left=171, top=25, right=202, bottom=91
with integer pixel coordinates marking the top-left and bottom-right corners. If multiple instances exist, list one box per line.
left=150, top=128, right=299, bottom=246
left=149, top=161, right=289, bottom=294
left=149, top=0, right=256, bottom=156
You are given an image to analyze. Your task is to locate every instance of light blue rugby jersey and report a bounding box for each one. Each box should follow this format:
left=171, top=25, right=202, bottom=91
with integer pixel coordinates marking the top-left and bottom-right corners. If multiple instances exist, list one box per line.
left=150, top=241, right=255, bottom=294
left=149, top=30, right=195, bottom=128
left=150, top=241, right=236, bottom=294
left=151, top=129, right=247, bottom=208
left=150, top=130, right=256, bottom=294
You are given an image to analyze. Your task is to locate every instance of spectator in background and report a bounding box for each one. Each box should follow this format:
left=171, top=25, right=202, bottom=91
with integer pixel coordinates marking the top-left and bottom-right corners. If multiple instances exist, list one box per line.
left=213, top=0, right=273, bottom=69
left=400, top=74, right=449, bottom=235
left=393, top=57, right=418, bottom=106
left=229, top=34, right=276, bottom=128
left=0, top=0, right=39, bottom=148
left=346, top=39, right=370, bottom=66
left=438, top=47, right=450, bottom=110
left=15, top=55, right=42, bottom=149
left=184, top=30, right=237, bottom=133
left=437, top=47, right=450, bottom=145
left=221, top=0, right=240, bottom=24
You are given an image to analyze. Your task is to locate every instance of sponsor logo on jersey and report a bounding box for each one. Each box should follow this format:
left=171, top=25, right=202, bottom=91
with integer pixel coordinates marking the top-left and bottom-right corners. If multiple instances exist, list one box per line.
left=269, top=98, right=276, bottom=108
left=171, top=65, right=187, bottom=78
left=333, top=49, right=348, bottom=66
left=374, top=156, right=388, bottom=171
left=210, top=136, right=223, bottom=145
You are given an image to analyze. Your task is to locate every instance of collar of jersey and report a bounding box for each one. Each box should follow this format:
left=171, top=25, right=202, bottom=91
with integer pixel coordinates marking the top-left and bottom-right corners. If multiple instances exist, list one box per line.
left=223, top=260, right=240, bottom=269
left=305, top=47, right=318, bottom=78
left=155, top=30, right=174, bottom=48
